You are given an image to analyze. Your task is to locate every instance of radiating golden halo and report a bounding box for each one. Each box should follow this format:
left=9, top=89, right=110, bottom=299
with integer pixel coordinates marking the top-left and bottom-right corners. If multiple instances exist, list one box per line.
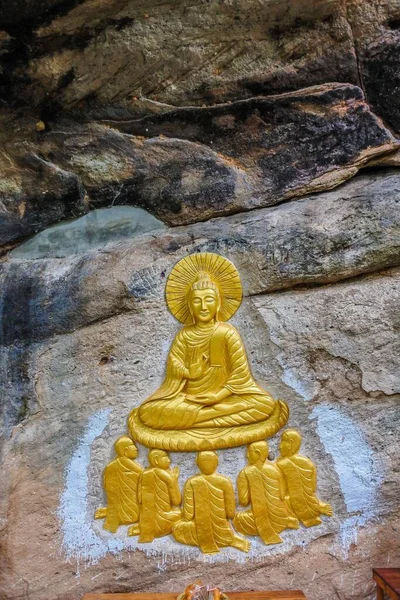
left=166, top=252, right=243, bottom=324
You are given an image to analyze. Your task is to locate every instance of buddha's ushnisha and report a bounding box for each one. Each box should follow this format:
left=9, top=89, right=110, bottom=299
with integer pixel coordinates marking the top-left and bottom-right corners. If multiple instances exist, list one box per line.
left=129, top=253, right=288, bottom=451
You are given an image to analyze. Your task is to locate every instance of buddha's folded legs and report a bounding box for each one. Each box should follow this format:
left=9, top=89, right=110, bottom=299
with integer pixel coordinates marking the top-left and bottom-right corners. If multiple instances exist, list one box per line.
left=194, top=394, right=275, bottom=427
left=139, top=394, right=276, bottom=430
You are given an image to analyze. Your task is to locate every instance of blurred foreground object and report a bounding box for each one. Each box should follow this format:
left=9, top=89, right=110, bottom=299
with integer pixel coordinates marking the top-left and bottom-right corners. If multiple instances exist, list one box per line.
left=177, top=582, right=228, bottom=600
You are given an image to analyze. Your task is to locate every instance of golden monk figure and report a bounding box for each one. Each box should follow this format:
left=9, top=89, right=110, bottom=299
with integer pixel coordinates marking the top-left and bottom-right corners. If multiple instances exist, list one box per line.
left=137, top=449, right=182, bottom=542
left=276, top=430, right=333, bottom=527
left=94, top=436, right=143, bottom=533
left=173, top=451, right=250, bottom=553
left=234, top=441, right=299, bottom=544
left=129, top=253, right=288, bottom=451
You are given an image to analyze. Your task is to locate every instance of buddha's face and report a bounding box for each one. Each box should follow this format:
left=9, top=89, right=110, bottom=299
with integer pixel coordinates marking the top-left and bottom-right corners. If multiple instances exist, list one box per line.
left=190, top=289, right=219, bottom=323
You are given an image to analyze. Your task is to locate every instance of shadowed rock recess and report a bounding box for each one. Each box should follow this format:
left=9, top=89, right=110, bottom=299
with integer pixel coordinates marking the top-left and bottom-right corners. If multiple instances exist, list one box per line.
left=1, top=1, right=400, bottom=600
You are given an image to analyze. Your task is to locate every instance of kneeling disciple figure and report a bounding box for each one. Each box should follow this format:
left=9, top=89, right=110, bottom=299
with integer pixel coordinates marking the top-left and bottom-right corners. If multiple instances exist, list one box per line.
left=94, top=436, right=143, bottom=533
left=173, top=451, right=250, bottom=554
left=137, top=449, right=181, bottom=542
left=234, top=441, right=299, bottom=544
left=277, top=430, right=333, bottom=527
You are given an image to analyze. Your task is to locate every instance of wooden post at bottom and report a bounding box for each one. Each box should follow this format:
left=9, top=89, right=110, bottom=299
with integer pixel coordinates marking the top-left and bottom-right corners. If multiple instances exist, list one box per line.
left=373, top=568, right=400, bottom=600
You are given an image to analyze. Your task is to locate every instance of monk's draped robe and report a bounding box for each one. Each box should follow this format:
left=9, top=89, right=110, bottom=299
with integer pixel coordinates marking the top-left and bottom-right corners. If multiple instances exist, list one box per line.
left=277, top=455, right=324, bottom=527
left=173, top=473, right=239, bottom=553
left=102, top=457, right=143, bottom=533
left=139, top=322, right=275, bottom=430
left=233, top=464, right=298, bottom=544
left=139, top=468, right=181, bottom=542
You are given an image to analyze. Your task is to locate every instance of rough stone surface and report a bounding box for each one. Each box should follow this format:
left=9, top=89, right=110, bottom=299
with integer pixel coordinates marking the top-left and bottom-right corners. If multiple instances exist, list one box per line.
left=0, top=140, right=86, bottom=249
left=254, top=270, right=400, bottom=397
left=0, top=84, right=398, bottom=248
left=99, top=84, right=398, bottom=220
left=2, top=1, right=400, bottom=599
left=1, top=170, right=400, bottom=345
left=10, top=206, right=165, bottom=259
left=0, top=1, right=358, bottom=110
left=0, top=262, right=399, bottom=600
left=362, top=32, right=400, bottom=135
left=0, top=0, right=398, bottom=113
left=1, top=169, right=400, bottom=599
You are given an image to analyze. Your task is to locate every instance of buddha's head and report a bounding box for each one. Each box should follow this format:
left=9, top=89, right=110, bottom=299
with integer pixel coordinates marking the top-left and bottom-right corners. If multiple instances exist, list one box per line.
left=279, top=429, right=302, bottom=457
left=149, top=449, right=171, bottom=470
left=189, top=272, right=221, bottom=324
left=114, top=436, right=138, bottom=459
left=247, top=441, right=269, bottom=465
left=197, top=450, right=218, bottom=475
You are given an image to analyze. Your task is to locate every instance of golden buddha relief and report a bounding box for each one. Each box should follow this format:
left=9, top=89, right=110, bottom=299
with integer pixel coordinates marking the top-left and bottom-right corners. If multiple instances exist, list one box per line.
left=95, top=252, right=333, bottom=553
left=129, top=253, right=288, bottom=451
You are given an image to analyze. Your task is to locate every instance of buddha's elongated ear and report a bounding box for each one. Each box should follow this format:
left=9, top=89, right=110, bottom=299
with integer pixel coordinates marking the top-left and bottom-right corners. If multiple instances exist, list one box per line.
left=187, top=289, right=196, bottom=324
left=216, top=292, right=222, bottom=321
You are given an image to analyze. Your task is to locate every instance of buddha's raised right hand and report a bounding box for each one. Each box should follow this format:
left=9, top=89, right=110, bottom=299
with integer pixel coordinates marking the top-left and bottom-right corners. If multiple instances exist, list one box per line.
left=189, top=354, right=208, bottom=379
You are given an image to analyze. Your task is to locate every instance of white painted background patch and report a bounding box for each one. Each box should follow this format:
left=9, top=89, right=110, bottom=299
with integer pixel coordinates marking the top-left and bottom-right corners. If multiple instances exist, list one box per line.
left=58, top=405, right=383, bottom=569
left=310, top=404, right=383, bottom=556
left=58, top=409, right=125, bottom=563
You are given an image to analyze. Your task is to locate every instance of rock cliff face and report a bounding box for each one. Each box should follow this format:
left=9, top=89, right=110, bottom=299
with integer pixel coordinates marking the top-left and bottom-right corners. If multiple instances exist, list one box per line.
left=1, top=1, right=400, bottom=600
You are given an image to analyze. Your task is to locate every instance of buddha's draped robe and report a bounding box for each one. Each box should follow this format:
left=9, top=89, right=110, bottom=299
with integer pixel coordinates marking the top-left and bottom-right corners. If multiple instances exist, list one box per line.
left=277, top=455, right=323, bottom=526
left=139, top=467, right=181, bottom=542
left=173, top=473, right=238, bottom=553
left=103, top=457, right=143, bottom=532
left=139, top=322, right=275, bottom=430
left=233, top=464, right=298, bottom=544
